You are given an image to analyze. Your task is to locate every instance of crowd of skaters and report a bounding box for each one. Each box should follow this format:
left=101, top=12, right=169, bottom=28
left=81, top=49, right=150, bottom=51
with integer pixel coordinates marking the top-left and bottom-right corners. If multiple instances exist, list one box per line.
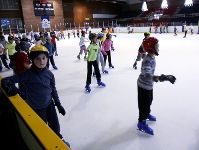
left=0, top=24, right=179, bottom=148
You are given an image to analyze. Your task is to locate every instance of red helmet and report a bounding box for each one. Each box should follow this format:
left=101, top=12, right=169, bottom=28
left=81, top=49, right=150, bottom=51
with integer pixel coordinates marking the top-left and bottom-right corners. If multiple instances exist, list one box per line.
left=102, top=27, right=106, bottom=30
left=142, top=37, right=159, bottom=55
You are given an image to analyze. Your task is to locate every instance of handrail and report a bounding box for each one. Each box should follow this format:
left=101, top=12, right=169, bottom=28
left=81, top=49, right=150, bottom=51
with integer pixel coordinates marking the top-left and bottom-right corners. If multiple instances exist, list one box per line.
left=0, top=76, right=70, bottom=150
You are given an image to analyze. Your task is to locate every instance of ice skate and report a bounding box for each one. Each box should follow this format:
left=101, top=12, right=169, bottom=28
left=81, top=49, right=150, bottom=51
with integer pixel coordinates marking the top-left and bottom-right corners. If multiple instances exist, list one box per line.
left=137, top=120, right=154, bottom=135
left=53, top=66, right=58, bottom=70
left=6, top=66, right=10, bottom=70
left=77, top=55, right=80, bottom=60
left=109, top=65, right=114, bottom=69
left=62, top=139, right=70, bottom=148
left=133, top=62, right=137, bottom=69
left=84, top=56, right=87, bottom=61
left=85, top=84, right=91, bottom=93
left=147, top=114, right=156, bottom=121
left=102, top=70, right=108, bottom=74
left=97, top=81, right=106, bottom=87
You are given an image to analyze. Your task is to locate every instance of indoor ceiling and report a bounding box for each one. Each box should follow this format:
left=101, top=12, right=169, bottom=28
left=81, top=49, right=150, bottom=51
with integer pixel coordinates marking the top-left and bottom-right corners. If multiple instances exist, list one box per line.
left=95, top=0, right=156, bottom=4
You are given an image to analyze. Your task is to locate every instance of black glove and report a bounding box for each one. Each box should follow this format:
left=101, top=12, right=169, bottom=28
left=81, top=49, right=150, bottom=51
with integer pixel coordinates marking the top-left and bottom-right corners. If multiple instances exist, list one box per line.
left=55, top=103, right=66, bottom=116
left=1, top=83, right=18, bottom=96
left=159, top=74, right=176, bottom=84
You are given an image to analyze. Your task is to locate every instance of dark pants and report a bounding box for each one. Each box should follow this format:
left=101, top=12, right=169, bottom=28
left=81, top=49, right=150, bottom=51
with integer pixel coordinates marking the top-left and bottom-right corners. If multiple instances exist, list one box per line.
left=9, top=55, right=13, bottom=60
left=191, top=29, right=193, bottom=34
left=53, top=43, right=58, bottom=55
left=160, top=28, right=162, bottom=34
left=33, top=100, right=62, bottom=139
left=86, top=60, right=101, bottom=84
left=47, top=55, right=55, bottom=68
left=138, top=86, right=153, bottom=122
left=184, top=31, right=187, bottom=37
left=103, top=50, right=112, bottom=67
left=61, top=34, right=65, bottom=39
left=18, top=83, right=26, bottom=100
left=0, top=55, right=8, bottom=68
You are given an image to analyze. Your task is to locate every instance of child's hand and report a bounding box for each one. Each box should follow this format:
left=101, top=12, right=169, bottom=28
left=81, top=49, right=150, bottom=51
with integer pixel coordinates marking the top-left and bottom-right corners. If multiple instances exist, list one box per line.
left=1, top=82, right=18, bottom=96
left=56, top=104, right=66, bottom=116
left=102, top=51, right=107, bottom=55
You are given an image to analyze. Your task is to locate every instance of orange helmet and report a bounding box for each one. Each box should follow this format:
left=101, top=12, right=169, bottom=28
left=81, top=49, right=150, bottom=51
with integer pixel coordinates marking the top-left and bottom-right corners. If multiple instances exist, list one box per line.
left=142, top=37, right=159, bottom=55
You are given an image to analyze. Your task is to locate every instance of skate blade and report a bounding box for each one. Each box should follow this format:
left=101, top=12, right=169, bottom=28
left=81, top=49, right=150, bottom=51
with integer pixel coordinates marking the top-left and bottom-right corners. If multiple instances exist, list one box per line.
left=137, top=129, right=154, bottom=135
left=85, top=89, right=91, bottom=93
left=98, top=84, right=106, bottom=87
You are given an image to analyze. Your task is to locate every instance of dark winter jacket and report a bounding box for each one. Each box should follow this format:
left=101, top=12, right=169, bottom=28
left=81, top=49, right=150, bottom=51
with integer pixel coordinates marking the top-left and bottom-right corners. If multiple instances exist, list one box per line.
left=1, top=65, right=61, bottom=109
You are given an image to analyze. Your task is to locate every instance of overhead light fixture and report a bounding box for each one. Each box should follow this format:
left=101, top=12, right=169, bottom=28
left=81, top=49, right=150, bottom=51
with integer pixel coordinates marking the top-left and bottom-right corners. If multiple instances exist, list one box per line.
left=161, top=0, right=168, bottom=9
left=142, top=1, right=148, bottom=11
left=184, top=0, right=193, bottom=6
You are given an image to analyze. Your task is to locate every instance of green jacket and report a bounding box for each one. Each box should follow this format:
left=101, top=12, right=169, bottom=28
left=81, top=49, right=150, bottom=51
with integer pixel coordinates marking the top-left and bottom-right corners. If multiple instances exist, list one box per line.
left=87, top=43, right=100, bottom=62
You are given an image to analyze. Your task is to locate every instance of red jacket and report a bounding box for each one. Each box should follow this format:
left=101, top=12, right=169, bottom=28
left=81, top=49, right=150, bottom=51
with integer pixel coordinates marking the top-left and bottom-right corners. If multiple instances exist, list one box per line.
left=14, top=52, right=29, bottom=74
left=51, top=35, right=58, bottom=44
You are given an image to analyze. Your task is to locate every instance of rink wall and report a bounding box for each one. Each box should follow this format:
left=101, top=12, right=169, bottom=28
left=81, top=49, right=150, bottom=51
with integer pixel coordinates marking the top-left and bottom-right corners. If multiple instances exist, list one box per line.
left=0, top=76, right=70, bottom=150
left=2, top=26, right=198, bottom=40
left=90, top=26, right=199, bottom=33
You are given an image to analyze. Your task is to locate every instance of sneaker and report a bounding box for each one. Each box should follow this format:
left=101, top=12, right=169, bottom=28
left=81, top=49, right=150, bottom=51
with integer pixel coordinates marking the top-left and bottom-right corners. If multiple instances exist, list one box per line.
left=147, top=114, right=156, bottom=121
left=109, top=65, right=114, bottom=69
left=55, top=54, right=58, bottom=56
left=102, top=70, right=108, bottom=74
left=62, top=139, right=70, bottom=148
left=53, top=66, right=58, bottom=70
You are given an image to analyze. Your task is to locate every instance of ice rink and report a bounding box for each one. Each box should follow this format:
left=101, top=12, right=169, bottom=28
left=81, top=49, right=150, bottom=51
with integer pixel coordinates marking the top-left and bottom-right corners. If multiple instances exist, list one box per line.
left=1, top=32, right=199, bottom=150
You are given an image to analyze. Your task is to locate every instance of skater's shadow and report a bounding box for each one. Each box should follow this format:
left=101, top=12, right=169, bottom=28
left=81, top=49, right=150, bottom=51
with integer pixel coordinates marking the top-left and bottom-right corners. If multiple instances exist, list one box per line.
left=76, top=122, right=142, bottom=150
left=73, top=60, right=82, bottom=63
left=189, top=128, right=199, bottom=150
left=65, top=88, right=100, bottom=121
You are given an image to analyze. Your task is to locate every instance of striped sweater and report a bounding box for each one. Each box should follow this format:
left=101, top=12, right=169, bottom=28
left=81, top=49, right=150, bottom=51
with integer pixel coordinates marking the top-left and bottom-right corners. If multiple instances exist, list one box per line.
left=137, top=54, right=156, bottom=90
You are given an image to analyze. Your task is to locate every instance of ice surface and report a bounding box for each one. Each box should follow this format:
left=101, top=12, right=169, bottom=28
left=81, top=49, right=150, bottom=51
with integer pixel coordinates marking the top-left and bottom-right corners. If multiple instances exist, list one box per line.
left=1, top=32, right=199, bottom=150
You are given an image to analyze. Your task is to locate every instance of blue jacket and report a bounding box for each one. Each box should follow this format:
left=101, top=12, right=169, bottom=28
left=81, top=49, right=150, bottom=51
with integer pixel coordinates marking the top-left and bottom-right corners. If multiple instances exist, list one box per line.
left=1, top=66, right=61, bottom=109
left=44, top=42, right=54, bottom=56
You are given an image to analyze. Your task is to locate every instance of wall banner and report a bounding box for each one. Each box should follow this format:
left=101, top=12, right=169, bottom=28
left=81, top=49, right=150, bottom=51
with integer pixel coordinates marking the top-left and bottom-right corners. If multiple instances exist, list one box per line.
left=41, top=16, right=50, bottom=28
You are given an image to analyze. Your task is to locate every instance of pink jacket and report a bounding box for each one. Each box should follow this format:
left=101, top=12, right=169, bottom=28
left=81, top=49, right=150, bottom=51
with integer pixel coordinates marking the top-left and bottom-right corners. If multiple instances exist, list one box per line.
left=101, top=39, right=114, bottom=55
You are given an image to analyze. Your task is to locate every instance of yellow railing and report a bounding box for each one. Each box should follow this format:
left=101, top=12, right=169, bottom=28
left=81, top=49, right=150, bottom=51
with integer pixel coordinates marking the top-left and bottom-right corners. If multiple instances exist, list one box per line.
left=0, top=76, right=70, bottom=150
